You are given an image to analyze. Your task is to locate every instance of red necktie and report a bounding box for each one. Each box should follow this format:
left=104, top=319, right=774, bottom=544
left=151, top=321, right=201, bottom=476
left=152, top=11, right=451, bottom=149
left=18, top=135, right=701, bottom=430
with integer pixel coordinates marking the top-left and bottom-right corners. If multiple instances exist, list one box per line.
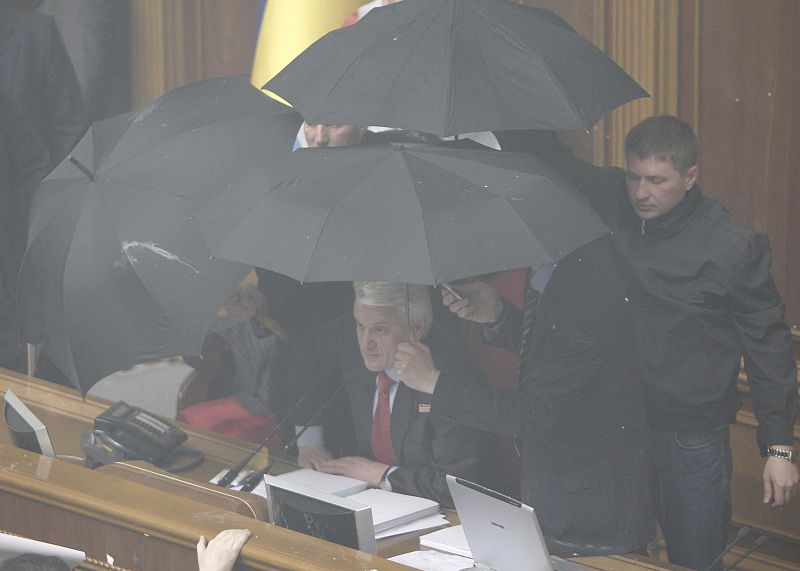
left=371, top=370, right=398, bottom=465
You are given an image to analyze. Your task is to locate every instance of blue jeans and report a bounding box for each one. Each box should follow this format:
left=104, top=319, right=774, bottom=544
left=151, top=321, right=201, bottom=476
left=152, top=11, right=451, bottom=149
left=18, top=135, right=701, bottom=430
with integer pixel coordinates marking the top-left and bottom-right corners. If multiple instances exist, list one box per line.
left=650, top=426, right=732, bottom=571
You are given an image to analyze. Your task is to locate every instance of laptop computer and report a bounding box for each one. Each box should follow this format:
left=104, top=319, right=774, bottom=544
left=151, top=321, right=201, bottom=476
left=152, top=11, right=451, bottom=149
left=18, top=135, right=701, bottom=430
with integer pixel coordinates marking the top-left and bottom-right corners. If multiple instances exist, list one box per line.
left=446, top=475, right=588, bottom=571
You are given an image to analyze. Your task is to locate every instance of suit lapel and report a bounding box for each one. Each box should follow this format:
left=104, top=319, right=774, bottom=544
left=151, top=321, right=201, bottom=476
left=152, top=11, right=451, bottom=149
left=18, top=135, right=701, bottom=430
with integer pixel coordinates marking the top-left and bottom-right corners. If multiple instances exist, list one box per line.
left=346, top=367, right=378, bottom=454
left=389, top=383, right=417, bottom=461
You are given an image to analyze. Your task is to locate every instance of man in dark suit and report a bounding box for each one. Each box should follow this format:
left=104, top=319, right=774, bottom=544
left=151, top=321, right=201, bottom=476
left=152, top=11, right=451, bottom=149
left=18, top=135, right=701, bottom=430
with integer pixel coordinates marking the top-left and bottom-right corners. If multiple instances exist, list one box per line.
left=0, top=2, right=86, bottom=168
left=396, top=236, right=654, bottom=556
left=287, top=281, right=487, bottom=507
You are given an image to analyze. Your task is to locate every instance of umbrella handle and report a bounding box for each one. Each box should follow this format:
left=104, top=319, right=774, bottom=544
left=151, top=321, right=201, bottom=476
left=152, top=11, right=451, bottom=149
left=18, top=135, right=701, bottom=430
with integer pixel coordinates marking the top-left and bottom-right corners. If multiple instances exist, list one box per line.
left=26, top=343, right=39, bottom=377
left=68, top=156, right=97, bottom=181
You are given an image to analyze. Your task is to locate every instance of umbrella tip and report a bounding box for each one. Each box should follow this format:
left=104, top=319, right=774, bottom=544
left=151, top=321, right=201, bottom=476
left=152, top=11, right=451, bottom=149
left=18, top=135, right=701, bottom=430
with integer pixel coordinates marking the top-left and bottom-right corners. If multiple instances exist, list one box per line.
left=68, top=156, right=97, bottom=181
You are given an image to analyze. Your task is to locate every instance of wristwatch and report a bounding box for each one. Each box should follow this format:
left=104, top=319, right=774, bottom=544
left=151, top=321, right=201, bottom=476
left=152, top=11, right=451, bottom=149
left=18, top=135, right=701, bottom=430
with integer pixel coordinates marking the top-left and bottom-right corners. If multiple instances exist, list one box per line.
left=760, top=446, right=797, bottom=463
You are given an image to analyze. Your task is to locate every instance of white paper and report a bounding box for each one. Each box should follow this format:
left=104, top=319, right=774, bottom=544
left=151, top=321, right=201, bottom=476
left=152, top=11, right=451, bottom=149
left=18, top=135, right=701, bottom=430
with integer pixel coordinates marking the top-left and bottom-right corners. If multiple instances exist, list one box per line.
left=275, top=468, right=367, bottom=497
left=389, top=549, right=474, bottom=571
left=419, top=524, right=472, bottom=558
left=347, top=488, right=440, bottom=532
left=0, top=533, right=85, bottom=568
left=375, top=513, right=448, bottom=539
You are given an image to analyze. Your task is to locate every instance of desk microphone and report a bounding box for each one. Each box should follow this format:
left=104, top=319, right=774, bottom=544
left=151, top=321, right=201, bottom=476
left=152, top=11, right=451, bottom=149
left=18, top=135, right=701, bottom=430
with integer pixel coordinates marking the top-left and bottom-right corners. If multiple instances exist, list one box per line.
left=238, top=384, right=346, bottom=492
left=724, top=535, right=768, bottom=571
left=216, top=375, right=332, bottom=488
left=702, top=526, right=751, bottom=571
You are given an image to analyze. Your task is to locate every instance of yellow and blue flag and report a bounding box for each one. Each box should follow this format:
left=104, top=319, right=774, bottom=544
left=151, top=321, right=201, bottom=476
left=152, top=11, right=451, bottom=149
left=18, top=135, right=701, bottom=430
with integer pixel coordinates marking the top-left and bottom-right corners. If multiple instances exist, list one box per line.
left=251, top=0, right=364, bottom=98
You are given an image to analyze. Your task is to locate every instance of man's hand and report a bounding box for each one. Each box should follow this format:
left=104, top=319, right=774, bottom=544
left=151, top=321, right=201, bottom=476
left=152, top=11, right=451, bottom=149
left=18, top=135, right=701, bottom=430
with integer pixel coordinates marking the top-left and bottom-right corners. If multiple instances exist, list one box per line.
left=763, top=451, right=799, bottom=507
left=197, top=528, right=251, bottom=571
left=442, top=281, right=503, bottom=324
left=317, top=456, right=389, bottom=487
left=297, top=445, right=334, bottom=470
left=394, top=339, right=439, bottom=394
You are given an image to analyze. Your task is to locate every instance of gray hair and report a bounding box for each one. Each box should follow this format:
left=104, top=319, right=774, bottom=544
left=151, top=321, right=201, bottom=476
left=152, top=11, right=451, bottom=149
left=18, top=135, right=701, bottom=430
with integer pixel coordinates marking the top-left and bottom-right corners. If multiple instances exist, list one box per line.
left=353, top=281, right=433, bottom=338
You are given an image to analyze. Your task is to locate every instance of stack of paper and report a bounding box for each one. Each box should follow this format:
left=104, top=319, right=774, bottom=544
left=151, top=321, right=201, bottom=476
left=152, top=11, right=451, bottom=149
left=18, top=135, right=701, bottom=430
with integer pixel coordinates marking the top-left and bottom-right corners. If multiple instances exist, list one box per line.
left=347, top=487, right=440, bottom=533
left=420, top=524, right=473, bottom=558
left=275, top=468, right=367, bottom=496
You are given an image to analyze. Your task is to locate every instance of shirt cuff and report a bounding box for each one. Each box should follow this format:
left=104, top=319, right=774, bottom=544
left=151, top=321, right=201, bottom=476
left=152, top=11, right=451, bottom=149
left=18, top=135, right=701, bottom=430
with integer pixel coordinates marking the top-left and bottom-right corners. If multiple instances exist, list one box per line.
left=380, top=466, right=399, bottom=491
left=295, top=425, right=324, bottom=448
left=481, top=300, right=508, bottom=337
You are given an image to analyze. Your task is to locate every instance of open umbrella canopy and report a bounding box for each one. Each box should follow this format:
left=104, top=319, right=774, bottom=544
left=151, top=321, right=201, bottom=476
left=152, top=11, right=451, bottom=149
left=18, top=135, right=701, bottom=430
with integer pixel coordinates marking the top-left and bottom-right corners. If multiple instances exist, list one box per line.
left=265, top=0, right=648, bottom=136
left=202, top=142, right=609, bottom=285
left=18, top=76, right=302, bottom=393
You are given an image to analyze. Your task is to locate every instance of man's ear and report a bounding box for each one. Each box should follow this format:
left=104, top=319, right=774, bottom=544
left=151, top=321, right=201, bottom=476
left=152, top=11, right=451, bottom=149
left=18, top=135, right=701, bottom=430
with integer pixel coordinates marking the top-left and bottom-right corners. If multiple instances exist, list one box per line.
left=684, top=165, right=698, bottom=190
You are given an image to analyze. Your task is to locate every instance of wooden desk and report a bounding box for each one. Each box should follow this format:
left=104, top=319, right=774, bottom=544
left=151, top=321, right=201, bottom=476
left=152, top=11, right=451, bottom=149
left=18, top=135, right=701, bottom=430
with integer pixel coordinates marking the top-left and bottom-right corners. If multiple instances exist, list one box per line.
left=0, top=369, right=683, bottom=570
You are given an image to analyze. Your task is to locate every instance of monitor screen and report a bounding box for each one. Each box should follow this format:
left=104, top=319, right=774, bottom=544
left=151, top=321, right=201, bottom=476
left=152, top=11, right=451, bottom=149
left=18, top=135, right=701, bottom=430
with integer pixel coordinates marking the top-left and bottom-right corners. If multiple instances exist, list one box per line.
left=263, top=474, right=376, bottom=554
left=3, top=389, right=56, bottom=458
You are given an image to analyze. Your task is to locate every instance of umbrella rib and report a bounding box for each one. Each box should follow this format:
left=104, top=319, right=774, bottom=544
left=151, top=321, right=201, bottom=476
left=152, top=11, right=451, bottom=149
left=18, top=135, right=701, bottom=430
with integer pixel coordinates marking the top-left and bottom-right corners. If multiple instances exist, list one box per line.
left=104, top=177, right=206, bottom=204
left=375, top=7, right=449, bottom=132
left=473, top=2, right=587, bottom=128
left=103, top=114, right=287, bottom=171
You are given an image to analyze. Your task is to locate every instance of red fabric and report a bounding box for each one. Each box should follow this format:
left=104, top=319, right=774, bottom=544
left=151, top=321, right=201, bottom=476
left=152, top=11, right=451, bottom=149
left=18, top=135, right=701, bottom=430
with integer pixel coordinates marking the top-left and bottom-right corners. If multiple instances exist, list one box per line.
left=179, top=396, right=280, bottom=447
left=370, top=371, right=398, bottom=465
left=469, top=269, right=526, bottom=496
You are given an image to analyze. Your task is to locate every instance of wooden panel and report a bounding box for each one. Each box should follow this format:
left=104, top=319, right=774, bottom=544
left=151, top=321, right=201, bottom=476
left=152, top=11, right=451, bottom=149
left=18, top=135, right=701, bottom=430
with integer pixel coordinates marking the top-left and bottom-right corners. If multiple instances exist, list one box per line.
left=0, top=370, right=686, bottom=571
left=129, top=0, right=261, bottom=107
left=0, top=446, right=410, bottom=571
left=697, top=0, right=800, bottom=327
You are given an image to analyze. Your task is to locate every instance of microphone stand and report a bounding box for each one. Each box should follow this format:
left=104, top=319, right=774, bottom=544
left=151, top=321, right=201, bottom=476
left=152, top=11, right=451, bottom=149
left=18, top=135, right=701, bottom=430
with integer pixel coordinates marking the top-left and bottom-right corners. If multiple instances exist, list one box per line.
left=239, top=384, right=346, bottom=492
left=216, top=373, right=334, bottom=488
left=724, top=535, right=769, bottom=571
left=702, top=526, right=751, bottom=571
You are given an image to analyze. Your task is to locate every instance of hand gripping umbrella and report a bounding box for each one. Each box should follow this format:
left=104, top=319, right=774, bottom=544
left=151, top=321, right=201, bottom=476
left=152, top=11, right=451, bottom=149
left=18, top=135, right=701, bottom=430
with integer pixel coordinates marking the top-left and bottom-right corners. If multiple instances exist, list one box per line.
left=18, top=76, right=301, bottom=393
left=265, top=0, right=648, bottom=136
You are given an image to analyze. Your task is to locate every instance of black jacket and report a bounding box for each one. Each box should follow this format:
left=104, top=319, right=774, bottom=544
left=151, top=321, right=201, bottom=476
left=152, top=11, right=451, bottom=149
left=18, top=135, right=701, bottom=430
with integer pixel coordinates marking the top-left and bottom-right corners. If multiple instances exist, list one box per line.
left=584, top=168, right=797, bottom=447
left=0, top=6, right=86, bottom=167
left=432, top=237, right=654, bottom=556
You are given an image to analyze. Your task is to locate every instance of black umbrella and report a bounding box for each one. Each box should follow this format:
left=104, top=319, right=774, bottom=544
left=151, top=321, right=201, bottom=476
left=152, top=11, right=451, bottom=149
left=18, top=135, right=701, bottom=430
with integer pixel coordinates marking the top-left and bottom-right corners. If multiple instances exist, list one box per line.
left=265, top=0, right=648, bottom=136
left=18, top=76, right=302, bottom=393
left=202, top=143, right=608, bottom=285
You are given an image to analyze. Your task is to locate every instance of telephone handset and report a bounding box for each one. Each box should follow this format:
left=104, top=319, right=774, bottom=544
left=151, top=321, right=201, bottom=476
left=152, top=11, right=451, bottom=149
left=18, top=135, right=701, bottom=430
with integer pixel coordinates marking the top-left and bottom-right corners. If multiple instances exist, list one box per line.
left=88, top=401, right=193, bottom=469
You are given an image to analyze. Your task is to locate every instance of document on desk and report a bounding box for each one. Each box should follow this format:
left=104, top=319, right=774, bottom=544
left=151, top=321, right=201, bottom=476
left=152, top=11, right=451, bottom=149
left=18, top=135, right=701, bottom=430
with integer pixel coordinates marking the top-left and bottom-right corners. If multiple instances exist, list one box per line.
left=389, top=550, right=474, bottom=571
left=275, top=468, right=368, bottom=496
left=212, top=467, right=441, bottom=533
left=347, top=488, right=440, bottom=533
left=419, top=524, right=472, bottom=558
left=375, top=513, right=449, bottom=539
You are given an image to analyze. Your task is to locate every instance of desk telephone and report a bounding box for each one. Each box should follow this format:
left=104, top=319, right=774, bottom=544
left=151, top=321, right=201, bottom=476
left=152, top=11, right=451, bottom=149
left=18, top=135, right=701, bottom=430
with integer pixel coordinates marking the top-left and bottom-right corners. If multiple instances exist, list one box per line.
left=82, top=401, right=203, bottom=472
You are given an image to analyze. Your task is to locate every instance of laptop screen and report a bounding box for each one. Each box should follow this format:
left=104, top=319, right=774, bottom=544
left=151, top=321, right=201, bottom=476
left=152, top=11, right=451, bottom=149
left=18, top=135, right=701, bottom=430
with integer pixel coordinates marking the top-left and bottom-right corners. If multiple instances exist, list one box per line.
left=446, top=475, right=553, bottom=571
left=3, top=389, right=56, bottom=458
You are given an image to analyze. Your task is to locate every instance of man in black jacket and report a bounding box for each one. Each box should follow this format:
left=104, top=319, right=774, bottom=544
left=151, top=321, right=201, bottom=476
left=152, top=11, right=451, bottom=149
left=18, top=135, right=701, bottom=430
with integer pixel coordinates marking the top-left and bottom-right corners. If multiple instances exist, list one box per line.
left=395, top=236, right=654, bottom=556
left=544, top=115, right=797, bottom=570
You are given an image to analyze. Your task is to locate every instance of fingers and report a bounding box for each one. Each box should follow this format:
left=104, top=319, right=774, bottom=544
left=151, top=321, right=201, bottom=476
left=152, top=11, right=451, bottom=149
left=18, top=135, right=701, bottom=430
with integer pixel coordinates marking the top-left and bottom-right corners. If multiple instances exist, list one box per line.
left=196, top=535, right=208, bottom=558
left=317, top=457, right=347, bottom=475
left=297, top=446, right=334, bottom=470
left=762, top=475, right=774, bottom=505
left=763, top=459, right=799, bottom=507
left=228, top=529, right=251, bottom=550
left=770, top=479, right=795, bottom=507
